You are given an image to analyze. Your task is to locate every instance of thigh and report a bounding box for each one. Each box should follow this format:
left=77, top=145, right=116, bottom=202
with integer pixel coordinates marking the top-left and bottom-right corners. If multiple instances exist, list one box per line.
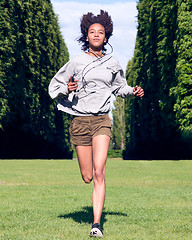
left=92, top=135, right=111, bottom=171
left=76, top=145, right=93, bottom=177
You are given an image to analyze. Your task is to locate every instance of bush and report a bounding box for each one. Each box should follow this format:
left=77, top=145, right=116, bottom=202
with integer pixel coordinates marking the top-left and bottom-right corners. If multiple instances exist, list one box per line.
left=72, top=149, right=123, bottom=159
left=107, top=149, right=123, bottom=158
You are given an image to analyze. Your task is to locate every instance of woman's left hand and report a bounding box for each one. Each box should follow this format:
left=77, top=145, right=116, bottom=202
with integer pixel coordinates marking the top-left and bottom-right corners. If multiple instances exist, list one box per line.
left=133, top=85, right=144, bottom=97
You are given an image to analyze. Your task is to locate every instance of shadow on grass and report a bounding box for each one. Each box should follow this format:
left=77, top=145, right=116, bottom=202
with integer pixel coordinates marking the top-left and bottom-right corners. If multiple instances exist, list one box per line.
left=58, top=206, right=127, bottom=229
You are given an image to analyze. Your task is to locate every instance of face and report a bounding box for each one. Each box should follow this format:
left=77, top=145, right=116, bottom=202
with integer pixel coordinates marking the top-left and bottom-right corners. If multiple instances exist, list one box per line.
left=87, top=23, right=107, bottom=51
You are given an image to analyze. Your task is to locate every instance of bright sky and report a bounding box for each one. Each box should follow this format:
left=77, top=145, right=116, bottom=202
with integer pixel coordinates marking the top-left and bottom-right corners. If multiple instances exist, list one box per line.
left=53, top=0, right=136, bottom=4
left=51, top=0, right=138, bottom=71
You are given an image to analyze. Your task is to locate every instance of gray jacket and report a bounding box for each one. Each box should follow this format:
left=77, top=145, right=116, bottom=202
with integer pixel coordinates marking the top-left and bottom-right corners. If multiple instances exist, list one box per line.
left=48, top=52, right=134, bottom=116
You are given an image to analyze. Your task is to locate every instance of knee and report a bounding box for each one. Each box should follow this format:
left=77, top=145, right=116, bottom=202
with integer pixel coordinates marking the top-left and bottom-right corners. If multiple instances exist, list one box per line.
left=93, top=169, right=105, bottom=183
left=82, top=174, right=93, bottom=184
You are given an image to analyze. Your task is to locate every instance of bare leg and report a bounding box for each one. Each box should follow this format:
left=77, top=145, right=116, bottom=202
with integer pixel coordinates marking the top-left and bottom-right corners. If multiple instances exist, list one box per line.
left=75, top=145, right=93, bottom=183
left=75, top=135, right=110, bottom=224
left=92, top=135, right=110, bottom=224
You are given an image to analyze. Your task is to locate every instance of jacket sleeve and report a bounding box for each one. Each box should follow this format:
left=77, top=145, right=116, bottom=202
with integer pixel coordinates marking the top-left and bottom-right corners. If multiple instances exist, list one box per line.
left=111, top=67, right=134, bottom=98
left=48, top=61, right=74, bottom=99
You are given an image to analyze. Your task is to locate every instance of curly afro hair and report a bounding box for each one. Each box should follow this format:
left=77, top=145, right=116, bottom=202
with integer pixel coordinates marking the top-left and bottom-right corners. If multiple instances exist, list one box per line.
left=77, top=10, right=113, bottom=52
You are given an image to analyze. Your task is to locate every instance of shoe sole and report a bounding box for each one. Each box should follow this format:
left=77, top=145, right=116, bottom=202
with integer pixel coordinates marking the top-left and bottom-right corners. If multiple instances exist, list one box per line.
left=90, top=227, right=103, bottom=238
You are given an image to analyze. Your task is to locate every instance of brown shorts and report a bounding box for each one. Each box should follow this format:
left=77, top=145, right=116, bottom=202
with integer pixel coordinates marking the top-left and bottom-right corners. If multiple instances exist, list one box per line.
left=69, top=115, right=112, bottom=146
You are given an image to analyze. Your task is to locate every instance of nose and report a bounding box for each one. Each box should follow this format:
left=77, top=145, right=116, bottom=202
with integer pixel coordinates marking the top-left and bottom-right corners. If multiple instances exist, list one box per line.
left=94, top=31, right=99, bottom=37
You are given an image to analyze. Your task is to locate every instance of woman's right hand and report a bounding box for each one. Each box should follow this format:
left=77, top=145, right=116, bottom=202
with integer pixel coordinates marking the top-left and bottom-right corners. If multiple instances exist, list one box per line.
left=68, top=75, right=79, bottom=93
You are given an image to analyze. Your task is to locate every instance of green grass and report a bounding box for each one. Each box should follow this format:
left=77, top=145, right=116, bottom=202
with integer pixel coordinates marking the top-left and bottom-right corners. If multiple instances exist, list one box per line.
left=0, top=159, right=192, bottom=240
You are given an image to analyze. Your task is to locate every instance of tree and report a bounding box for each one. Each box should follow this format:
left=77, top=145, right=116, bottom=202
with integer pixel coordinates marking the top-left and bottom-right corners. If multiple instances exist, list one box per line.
left=170, top=0, right=192, bottom=138
left=123, top=0, right=187, bottom=159
left=0, top=0, right=72, bottom=158
left=112, top=97, right=125, bottom=150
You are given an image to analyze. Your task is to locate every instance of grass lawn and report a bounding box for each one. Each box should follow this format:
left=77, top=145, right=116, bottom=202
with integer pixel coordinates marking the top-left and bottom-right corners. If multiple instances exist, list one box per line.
left=0, top=159, right=192, bottom=240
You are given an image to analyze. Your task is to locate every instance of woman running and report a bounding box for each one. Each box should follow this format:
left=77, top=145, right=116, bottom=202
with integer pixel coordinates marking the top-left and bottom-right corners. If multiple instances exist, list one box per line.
left=49, top=10, right=144, bottom=238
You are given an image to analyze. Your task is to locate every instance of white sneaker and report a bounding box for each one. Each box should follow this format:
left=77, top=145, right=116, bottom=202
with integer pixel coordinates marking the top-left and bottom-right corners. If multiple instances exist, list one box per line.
left=89, top=223, right=103, bottom=238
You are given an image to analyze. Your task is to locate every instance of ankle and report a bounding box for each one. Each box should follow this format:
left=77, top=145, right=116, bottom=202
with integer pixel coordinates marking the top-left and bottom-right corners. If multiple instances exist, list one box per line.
left=93, top=222, right=100, bottom=226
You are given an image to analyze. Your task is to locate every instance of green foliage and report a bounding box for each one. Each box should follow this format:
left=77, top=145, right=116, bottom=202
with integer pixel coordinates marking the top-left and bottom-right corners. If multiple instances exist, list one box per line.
left=124, top=58, right=137, bottom=152
left=0, top=0, right=72, bottom=158
left=124, top=0, right=192, bottom=159
left=73, top=148, right=123, bottom=159
left=107, top=149, right=123, bottom=158
left=170, top=0, right=192, bottom=135
left=112, top=98, right=125, bottom=150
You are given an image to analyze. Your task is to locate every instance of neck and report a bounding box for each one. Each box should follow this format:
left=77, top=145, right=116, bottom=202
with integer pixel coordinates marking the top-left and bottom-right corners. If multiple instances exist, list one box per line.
left=88, top=48, right=103, bottom=58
